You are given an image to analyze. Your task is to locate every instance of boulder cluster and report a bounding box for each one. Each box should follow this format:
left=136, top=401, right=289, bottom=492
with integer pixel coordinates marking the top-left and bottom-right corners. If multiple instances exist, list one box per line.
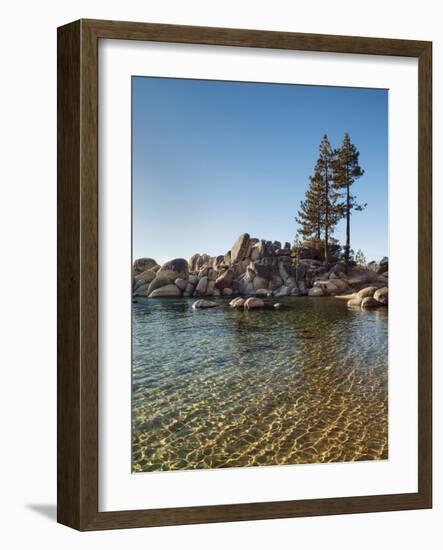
left=132, top=233, right=389, bottom=302
left=346, top=286, right=388, bottom=309
left=192, top=296, right=275, bottom=310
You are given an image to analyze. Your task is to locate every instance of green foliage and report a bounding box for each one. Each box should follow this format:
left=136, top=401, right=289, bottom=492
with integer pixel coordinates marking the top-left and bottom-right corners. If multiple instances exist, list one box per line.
left=295, top=132, right=365, bottom=268
left=295, top=167, right=324, bottom=240
left=333, top=133, right=365, bottom=268
left=354, top=249, right=367, bottom=266
left=295, top=134, right=343, bottom=264
left=293, top=237, right=342, bottom=263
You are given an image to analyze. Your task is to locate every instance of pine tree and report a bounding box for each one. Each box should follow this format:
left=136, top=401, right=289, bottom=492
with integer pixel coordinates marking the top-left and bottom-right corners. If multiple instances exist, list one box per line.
left=317, top=134, right=338, bottom=265
left=295, top=135, right=342, bottom=263
left=333, top=133, right=365, bottom=271
left=355, top=249, right=366, bottom=266
left=295, top=165, right=324, bottom=242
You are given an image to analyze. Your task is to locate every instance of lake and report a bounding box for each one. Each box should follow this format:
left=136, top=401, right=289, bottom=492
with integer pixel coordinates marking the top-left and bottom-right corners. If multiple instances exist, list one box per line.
left=132, top=297, right=388, bottom=472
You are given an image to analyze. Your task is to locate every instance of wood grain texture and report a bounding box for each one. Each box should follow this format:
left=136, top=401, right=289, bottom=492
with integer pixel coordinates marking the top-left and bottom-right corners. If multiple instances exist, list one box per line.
left=417, top=42, right=432, bottom=506
left=57, top=19, right=432, bottom=531
left=57, top=20, right=81, bottom=528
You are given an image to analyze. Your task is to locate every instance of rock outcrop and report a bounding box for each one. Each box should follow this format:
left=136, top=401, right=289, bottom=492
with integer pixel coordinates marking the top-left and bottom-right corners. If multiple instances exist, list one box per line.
left=149, top=284, right=181, bottom=298
left=133, top=258, right=158, bottom=275
left=345, top=286, right=389, bottom=310
left=158, top=258, right=189, bottom=281
left=132, top=232, right=388, bottom=304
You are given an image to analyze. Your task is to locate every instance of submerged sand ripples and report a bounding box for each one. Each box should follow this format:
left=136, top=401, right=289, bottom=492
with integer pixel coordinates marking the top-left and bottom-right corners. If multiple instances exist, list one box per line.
left=132, top=297, right=388, bottom=472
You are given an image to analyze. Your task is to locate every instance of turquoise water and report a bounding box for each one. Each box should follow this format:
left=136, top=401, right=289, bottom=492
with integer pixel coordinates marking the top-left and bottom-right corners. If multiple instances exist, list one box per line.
left=132, top=297, right=388, bottom=472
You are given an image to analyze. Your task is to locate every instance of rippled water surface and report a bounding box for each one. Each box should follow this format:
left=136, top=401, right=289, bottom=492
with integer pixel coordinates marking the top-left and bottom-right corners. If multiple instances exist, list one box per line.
left=132, top=297, right=388, bottom=472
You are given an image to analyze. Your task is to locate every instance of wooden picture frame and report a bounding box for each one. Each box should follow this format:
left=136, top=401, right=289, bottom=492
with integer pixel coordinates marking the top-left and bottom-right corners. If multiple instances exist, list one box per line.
left=57, top=19, right=432, bottom=530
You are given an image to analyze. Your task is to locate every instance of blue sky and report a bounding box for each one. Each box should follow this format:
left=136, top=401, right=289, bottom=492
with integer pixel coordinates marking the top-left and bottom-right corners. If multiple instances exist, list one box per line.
left=132, top=77, right=388, bottom=264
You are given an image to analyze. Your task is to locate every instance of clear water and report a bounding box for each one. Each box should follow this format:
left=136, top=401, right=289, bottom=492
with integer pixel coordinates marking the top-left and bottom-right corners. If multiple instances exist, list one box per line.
left=132, top=297, right=388, bottom=472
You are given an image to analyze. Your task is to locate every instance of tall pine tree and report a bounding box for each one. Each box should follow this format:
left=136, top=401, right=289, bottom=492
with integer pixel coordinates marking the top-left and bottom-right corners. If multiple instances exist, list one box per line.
left=317, top=134, right=337, bottom=265
left=333, top=133, right=365, bottom=271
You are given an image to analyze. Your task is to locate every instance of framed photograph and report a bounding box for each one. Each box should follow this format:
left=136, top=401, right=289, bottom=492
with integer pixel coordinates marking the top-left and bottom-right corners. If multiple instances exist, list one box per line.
left=57, top=19, right=432, bottom=530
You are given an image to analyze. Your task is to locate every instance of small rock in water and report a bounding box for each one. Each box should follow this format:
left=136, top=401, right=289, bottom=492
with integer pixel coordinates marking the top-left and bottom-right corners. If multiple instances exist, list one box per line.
left=357, top=286, right=378, bottom=299
left=229, top=297, right=245, bottom=308
left=347, top=297, right=362, bottom=308
left=192, top=299, right=219, bottom=309
left=308, top=287, right=324, bottom=297
left=374, top=286, right=388, bottom=305
left=361, top=296, right=380, bottom=309
left=244, top=297, right=265, bottom=310
left=273, top=302, right=282, bottom=309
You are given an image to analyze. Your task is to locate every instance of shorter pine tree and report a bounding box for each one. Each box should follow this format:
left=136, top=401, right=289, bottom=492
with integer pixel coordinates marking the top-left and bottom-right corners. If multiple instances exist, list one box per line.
left=295, top=166, right=324, bottom=242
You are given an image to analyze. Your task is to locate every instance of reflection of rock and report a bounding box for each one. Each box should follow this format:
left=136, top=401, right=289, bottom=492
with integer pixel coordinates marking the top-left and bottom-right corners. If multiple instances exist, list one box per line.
left=374, top=286, right=388, bottom=305
left=192, top=299, right=219, bottom=309
left=149, top=284, right=181, bottom=298
left=244, top=297, right=265, bottom=310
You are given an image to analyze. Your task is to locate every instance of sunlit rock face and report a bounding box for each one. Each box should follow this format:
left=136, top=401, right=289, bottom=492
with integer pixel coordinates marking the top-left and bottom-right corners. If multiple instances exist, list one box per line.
left=132, top=233, right=388, bottom=300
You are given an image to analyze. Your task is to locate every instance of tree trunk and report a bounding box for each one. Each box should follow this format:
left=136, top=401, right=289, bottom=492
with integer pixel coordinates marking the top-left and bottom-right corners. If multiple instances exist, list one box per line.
left=344, top=168, right=350, bottom=273
left=345, top=183, right=351, bottom=273
left=324, top=168, right=329, bottom=266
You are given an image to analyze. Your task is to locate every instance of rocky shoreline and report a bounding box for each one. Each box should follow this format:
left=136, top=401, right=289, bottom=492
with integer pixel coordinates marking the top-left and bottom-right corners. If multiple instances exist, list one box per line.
left=133, top=232, right=388, bottom=310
